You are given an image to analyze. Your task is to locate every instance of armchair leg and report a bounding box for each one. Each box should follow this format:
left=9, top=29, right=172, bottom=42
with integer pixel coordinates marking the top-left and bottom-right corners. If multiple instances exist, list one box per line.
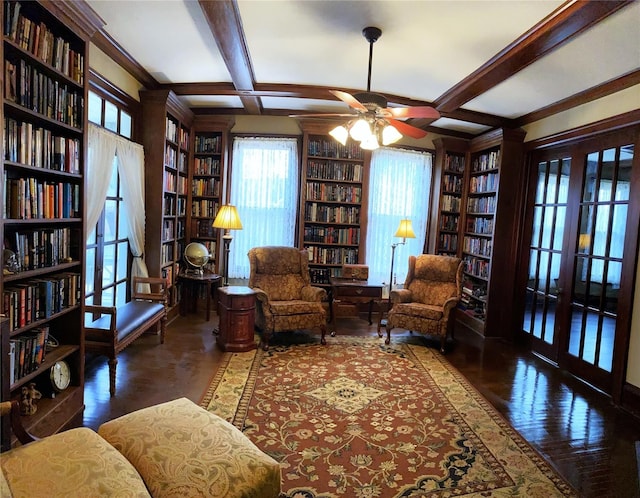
left=384, top=323, right=392, bottom=345
left=320, top=324, right=327, bottom=345
left=440, top=336, right=446, bottom=354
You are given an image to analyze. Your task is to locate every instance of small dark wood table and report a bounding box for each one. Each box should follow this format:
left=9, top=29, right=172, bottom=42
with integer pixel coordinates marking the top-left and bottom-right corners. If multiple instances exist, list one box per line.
left=329, top=278, right=384, bottom=334
left=217, top=286, right=257, bottom=352
left=178, top=272, right=221, bottom=321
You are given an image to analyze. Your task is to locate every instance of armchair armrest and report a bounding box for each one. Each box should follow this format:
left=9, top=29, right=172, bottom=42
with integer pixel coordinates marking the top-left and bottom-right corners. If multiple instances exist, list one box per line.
left=390, top=288, right=412, bottom=304
left=252, top=287, right=270, bottom=305
left=1, top=400, right=38, bottom=444
left=301, top=285, right=327, bottom=302
left=132, top=276, right=167, bottom=304
left=442, top=296, right=460, bottom=315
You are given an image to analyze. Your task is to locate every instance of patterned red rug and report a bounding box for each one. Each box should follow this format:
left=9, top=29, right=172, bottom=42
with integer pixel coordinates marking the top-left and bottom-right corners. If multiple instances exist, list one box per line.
left=201, top=335, right=576, bottom=497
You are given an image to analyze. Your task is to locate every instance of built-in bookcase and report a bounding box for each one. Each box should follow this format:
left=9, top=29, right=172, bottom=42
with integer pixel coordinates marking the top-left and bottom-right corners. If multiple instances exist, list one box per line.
left=140, top=90, right=193, bottom=314
left=1, top=0, right=102, bottom=449
left=187, top=116, right=234, bottom=275
left=299, top=123, right=368, bottom=287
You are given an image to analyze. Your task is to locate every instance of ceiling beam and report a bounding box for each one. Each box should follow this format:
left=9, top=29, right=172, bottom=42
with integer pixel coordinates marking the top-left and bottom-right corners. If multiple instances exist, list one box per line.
left=197, top=0, right=262, bottom=114
left=434, top=0, right=633, bottom=113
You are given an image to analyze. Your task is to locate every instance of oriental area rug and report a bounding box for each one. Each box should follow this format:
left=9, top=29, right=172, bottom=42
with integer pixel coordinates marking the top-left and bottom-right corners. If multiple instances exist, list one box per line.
left=200, top=335, right=576, bottom=497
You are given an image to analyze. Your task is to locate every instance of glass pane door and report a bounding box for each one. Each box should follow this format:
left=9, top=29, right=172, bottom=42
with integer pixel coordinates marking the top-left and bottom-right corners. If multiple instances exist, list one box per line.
left=565, top=144, right=632, bottom=388
left=523, top=157, right=571, bottom=359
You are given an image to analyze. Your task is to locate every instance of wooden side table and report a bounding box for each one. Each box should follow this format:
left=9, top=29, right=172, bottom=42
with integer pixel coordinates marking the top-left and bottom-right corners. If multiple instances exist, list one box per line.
left=217, top=286, right=257, bottom=352
left=178, top=272, right=221, bottom=321
left=329, top=278, right=384, bottom=335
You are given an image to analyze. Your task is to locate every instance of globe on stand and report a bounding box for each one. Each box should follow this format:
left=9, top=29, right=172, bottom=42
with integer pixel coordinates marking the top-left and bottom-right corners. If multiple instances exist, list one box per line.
left=183, top=242, right=210, bottom=276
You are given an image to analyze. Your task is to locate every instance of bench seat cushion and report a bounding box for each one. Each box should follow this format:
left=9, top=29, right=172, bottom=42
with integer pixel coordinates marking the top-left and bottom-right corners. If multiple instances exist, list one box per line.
left=88, top=301, right=165, bottom=341
left=98, top=397, right=281, bottom=498
left=0, top=427, right=151, bottom=497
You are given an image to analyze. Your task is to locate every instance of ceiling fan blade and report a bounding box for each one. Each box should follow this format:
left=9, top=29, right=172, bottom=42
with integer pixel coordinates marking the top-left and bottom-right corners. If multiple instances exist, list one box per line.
left=288, top=113, right=356, bottom=118
left=386, top=118, right=428, bottom=139
left=330, top=90, right=368, bottom=113
left=386, top=106, right=441, bottom=119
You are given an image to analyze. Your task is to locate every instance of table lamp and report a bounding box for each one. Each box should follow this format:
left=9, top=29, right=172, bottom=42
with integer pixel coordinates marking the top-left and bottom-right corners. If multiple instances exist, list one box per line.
left=213, top=205, right=243, bottom=285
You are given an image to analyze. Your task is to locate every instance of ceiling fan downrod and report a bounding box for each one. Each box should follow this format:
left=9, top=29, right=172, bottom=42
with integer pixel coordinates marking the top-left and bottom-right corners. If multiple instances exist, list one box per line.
left=362, top=26, right=381, bottom=93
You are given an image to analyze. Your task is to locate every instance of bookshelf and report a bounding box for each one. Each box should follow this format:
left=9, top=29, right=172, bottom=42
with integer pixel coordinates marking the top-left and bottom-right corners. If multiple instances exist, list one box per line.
left=299, top=122, right=368, bottom=287
left=187, top=116, right=234, bottom=274
left=430, top=138, right=468, bottom=256
left=1, top=0, right=102, bottom=447
left=456, top=128, right=526, bottom=337
left=140, top=90, right=193, bottom=315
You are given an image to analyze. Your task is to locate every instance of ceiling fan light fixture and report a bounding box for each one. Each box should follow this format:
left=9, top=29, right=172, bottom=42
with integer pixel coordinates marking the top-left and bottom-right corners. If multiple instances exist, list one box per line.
left=360, top=133, right=379, bottom=150
left=350, top=118, right=372, bottom=142
left=381, top=123, right=402, bottom=146
left=329, top=125, right=349, bottom=146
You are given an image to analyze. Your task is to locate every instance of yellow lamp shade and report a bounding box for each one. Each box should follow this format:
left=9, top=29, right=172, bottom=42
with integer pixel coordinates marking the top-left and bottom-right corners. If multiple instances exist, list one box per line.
left=394, top=219, right=416, bottom=239
left=213, top=205, right=243, bottom=230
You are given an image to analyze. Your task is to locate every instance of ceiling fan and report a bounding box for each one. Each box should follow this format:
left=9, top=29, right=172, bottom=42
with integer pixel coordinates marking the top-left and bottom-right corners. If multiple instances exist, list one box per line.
left=292, top=26, right=440, bottom=150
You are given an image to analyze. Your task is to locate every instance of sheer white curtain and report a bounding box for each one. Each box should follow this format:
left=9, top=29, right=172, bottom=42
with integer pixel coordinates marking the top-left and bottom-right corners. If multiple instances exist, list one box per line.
left=115, top=138, right=149, bottom=281
left=87, top=123, right=149, bottom=282
left=365, top=147, right=432, bottom=286
left=227, top=137, right=299, bottom=279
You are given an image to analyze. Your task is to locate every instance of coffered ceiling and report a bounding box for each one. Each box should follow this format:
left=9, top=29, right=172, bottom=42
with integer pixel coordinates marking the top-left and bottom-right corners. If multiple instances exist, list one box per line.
left=85, top=0, right=640, bottom=139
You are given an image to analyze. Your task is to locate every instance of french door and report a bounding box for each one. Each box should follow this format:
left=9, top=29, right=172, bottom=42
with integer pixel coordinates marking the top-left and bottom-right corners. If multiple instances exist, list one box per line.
left=521, top=129, right=639, bottom=397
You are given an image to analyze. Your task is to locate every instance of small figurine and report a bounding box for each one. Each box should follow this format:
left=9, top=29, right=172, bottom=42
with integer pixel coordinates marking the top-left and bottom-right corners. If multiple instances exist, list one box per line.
left=20, top=382, right=42, bottom=416
left=3, top=249, right=20, bottom=275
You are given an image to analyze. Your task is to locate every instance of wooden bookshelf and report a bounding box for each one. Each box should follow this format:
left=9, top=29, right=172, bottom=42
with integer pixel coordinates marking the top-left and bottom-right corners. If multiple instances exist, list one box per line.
left=1, top=0, right=102, bottom=448
left=430, top=138, right=469, bottom=256
left=140, top=90, right=193, bottom=315
left=456, top=128, right=526, bottom=337
left=187, top=116, right=234, bottom=274
left=298, top=122, right=369, bottom=287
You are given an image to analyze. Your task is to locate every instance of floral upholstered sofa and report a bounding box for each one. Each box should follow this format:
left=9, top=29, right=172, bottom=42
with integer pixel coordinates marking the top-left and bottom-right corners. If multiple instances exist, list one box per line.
left=0, top=397, right=281, bottom=497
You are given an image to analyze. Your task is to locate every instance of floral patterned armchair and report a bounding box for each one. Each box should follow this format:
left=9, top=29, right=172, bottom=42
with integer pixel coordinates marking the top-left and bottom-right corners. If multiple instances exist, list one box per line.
left=248, top=246, right=327, bottom=350
left=385, top=254, right=463, bottom=353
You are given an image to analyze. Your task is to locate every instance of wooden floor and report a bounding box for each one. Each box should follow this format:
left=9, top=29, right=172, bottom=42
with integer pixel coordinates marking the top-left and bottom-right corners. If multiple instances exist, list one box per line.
left=83, top=311, right=640, bottom=498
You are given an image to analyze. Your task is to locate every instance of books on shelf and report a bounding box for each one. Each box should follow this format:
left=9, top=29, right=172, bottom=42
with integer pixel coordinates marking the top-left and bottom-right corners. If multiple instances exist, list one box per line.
left=8, top=325, right=49, bottom=385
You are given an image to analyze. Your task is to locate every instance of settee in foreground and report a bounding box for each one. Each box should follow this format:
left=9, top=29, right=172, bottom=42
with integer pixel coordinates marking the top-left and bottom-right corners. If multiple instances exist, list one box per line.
left=0, top=397, right=281, bottom=497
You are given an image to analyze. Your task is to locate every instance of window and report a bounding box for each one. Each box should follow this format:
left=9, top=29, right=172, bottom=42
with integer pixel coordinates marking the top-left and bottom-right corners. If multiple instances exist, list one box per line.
left=85, top=89, right=133, bottom=307
left=227, top=137, right=299, bottom=279
left=365, top=147, right=433, bottom=286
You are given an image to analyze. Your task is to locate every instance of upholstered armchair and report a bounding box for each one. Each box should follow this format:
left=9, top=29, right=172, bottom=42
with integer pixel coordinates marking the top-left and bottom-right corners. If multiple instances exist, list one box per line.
left=248, top=246, right=328, bottom=350
left=384, top=254, right=463, bottom=353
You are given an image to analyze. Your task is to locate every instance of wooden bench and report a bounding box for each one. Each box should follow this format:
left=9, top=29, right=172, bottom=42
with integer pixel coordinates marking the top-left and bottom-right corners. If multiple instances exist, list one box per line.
left=85, top=276, right=167, bottom=397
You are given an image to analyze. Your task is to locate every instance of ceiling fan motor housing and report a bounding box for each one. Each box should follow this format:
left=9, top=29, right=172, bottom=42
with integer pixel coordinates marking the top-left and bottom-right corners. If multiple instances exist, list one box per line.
left=353, top=92, right=388, bottom=111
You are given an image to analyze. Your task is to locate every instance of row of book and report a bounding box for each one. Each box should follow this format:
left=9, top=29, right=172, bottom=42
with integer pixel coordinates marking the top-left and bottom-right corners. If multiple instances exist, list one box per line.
left=459, top=279, right=487, bottom=318
left=4, top=175, right=80, bottom=219
left=8, top=227, right=76, bottom=272
left=193, top=156, right=221, bottom=176
left=463, top=256, right=490, bottom=280
left=445, top=154, right=465, bottom=173
left=165, top=117, right=189, bottom=147
left=4, top=117, right=80, bottom=173
left=469, top=172, right=498, bottom=193
left=3, top=272, right=81, bottom=332
left=303, top=225, right=360, bottom=245
left=192, top=178, right=220, bottom=197
left=438, top=233, right=458, bottom=252
left=163, top=195, right=186, bottom=217
left=306, top=246, right=359, bottom=266
left=191, top=199, right=218, bottom=218
left=463, top=236, right=492, bottom=258
left=304, top=203, right=360, bottom=224
left=465, top=216, right=494, bottom=235
left=307, top=139, right=364, bottom=161
left=467, top=196, right=496, bottom=215
left=5, top=59, right=84, bottom=128
left=306, top=182, right=362, bottom=203
left=8, top=325, right=49, bottom=386
left=194, top=135, right=222, bottom=154
left=163, top=144, right=188, bottom=172
left=190, top=219, right=216, bottom=238
left=4, top=2, right=84, bottom=84
left=471, top=150, right=500, bottom=172
left=309, top=267, right=341, bottom=285
left=439, top=213, right=459, bottom=231
left=441, top=194, right=461, bottom=212
left=163, top=170, right=188, bottom=195
left=442, top=173, right=463, bottom=194
left=306, top=161, right=363, bottom=182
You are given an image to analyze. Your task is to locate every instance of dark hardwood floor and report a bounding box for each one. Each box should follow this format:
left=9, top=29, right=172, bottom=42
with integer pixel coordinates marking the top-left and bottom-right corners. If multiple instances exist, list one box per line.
left=83, top=311, right=640, bottom=498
